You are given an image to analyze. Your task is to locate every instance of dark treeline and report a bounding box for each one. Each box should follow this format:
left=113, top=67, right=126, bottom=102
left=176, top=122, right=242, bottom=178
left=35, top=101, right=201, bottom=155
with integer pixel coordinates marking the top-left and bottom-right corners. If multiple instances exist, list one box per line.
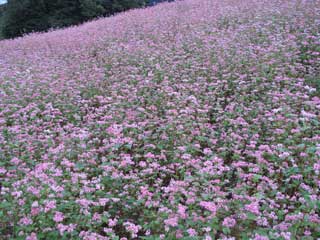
left=0, top=0, right=173, bottom=39
left=0, top=3, right=6, bottom=38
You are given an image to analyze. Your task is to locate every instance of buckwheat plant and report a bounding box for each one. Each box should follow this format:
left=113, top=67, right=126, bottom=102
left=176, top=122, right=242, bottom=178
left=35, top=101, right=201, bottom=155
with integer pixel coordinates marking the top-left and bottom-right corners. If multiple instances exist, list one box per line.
left=0, top=0, right=319, bottom=239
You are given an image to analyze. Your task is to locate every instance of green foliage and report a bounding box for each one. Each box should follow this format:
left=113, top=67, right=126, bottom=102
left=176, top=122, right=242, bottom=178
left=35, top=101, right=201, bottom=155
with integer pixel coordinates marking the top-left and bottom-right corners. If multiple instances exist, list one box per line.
left=0, top=0, right=148, bottom=39
left=1, top=0, right=50, bottom=38
left=305, top=75, right=320, bottom=97
left=0, top=4, right=5, bottom=38
left=106, top=0, right=147, bottom=13
left=46, top=0, right=82, bottom=28
left=80, top=0, right=105, bottom=20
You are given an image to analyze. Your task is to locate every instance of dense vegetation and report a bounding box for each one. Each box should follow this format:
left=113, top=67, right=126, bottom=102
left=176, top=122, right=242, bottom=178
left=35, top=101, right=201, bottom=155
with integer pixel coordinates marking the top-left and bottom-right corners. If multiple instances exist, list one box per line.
left=0, top=3, right=6, bottom=39
left=0, top=0, right=172, bottom=39
left=0, top=0, right=319, bottom=239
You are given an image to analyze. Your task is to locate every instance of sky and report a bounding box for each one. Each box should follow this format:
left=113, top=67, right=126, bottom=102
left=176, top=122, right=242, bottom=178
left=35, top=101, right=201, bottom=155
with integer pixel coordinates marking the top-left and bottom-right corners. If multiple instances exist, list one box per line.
left=0, top=0, right=6, bottom=5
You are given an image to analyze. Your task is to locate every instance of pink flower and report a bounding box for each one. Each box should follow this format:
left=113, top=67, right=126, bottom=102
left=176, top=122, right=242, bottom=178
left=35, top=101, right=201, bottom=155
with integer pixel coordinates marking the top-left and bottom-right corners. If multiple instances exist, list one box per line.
left=281, top=232, right=291, bottom=240
left=103, top=228, right=113, bottom=233
left=19, top=217, right=33, bottom=226
left=164, top=216, right=179, bottom=230
left=203, top=148, right=212, bottom=155
left=53, top=211, right=64, bottom=222
left=108, top=218, right=118, bottom=227
left=164, top=217, right=178, bottom=227
left=144, top=152, right=155, bottom=159
left=187, top=228, right=197, bottom=237
left=304, top=230, right=311, bottom=236
left=92, top=213, right=101, bottom=221
left=177, top=204, right=187, bottom=219
left=302, top=110, right=316, bottom=118
left=176, top=230, right=183, bottom=238
left=254, top=234, right=269, bottom=240
left=0, top=167, right=6, bottom=174
left=76, top=199, right=92, bottom=208
left=245, top=201, right=260, bottom=215
left=199, top=201, right=217, bottom=215
left=31, top=207, right=40, bottom=216
left=27, top=186, right=40, bottom=197
left=57, top=223, right=77, bottom=235
left=44, top=200, right=56, bottom=212
left=31, top=201, right=40, bottom=216
left=26, top=233, right=37, bottom=240
left=222, top=217, right=236, bottom=228
left=124, top=222, right=141, bottom=238
left=314, top=162, right=320, bottom=174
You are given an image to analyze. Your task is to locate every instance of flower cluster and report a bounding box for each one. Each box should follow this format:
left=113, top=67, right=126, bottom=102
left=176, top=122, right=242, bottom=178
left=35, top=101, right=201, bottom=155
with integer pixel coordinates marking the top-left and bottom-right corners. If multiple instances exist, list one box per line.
left=0, top=0, right=319, bottom=239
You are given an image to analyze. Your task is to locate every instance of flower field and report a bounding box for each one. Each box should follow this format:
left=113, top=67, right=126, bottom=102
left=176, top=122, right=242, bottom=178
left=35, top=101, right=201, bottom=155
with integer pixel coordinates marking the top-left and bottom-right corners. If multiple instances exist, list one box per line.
left=0, top=0, right=319, bottom=239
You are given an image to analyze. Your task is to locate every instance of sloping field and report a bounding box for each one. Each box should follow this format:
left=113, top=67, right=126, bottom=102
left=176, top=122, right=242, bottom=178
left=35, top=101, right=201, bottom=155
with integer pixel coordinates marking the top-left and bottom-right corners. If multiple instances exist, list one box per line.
left=0, top=0, right=319, bottom=239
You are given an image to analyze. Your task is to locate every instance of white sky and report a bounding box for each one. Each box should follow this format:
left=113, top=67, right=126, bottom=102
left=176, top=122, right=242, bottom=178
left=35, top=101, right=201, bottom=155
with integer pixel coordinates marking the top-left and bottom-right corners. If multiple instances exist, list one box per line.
left=0, top=0, right=7, bottom=4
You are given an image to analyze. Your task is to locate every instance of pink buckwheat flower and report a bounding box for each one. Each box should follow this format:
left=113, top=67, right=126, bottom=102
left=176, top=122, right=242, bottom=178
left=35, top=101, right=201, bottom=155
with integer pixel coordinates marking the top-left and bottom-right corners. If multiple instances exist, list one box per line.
left=245, top=201, right=260, bottom=215
left=26, top=233, right=37, bottom=240
left=53, top=211, right=64, bottom=222
left=222, top=217, right=236, bottom=228
left=19, top=217, right=33, bottom=226
left=199, top=201, right=217, bottom=215
left=254, top=234, right=269, bottom=240
left=187, top=228, right=197, bottom=237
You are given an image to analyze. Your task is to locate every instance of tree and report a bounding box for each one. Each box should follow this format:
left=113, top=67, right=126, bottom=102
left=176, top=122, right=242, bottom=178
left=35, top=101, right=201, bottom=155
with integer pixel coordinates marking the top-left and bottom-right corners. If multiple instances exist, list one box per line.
left=111, top=0, right=146, bottom=12
left=0, top=4, right=6, bottom=39
left=80, top=0, right=105, bottom=21
left=100, top=0, right=147, bottom=16
left=46, top=0, right=82, bottom=28
left=2, top=0, right=49, bottom=38
left=0, top=0, right=150, bottom=39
